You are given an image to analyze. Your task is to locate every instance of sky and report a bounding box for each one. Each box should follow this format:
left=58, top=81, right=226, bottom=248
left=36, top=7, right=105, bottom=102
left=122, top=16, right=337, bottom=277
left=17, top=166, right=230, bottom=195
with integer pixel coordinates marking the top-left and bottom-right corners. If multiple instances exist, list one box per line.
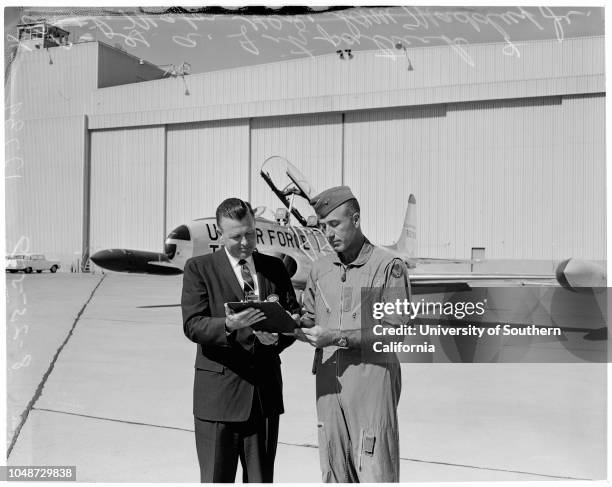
left=4, top=6, right=605, bottom=75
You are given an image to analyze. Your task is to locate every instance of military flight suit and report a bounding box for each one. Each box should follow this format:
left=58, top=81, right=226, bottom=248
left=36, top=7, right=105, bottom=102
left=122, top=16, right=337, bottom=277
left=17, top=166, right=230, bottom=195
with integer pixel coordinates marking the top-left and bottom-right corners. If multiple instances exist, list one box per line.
left=303, top=239, right=411, bottom=483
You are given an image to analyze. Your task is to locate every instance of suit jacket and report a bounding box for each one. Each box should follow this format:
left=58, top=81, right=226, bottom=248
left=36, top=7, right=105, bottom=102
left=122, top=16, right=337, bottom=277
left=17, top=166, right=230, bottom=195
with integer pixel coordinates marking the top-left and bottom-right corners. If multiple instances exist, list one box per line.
left=181, top=250, right=299, bottom=422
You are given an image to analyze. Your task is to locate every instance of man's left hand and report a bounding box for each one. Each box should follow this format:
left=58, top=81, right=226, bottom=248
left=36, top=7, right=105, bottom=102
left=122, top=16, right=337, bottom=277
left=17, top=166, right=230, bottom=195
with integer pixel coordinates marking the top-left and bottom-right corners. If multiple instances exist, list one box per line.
left=253, top=331, right=279, bottom=345
left=301, top=326, right=336, bottom=348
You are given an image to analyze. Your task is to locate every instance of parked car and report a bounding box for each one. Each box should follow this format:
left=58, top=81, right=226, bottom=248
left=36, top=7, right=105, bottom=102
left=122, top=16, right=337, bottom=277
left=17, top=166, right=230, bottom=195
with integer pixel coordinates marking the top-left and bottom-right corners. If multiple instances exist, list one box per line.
left=6, top=254, right=60, bottom=273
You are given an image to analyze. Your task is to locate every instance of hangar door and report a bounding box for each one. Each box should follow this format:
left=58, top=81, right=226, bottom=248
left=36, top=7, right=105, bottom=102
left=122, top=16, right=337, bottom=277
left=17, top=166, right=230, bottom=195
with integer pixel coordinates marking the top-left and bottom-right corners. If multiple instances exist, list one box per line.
left=343, top=96, right=605, bottom=260
left=165, top=119, right=249, bottom=231
left=90, top=126, right=165, bottom=254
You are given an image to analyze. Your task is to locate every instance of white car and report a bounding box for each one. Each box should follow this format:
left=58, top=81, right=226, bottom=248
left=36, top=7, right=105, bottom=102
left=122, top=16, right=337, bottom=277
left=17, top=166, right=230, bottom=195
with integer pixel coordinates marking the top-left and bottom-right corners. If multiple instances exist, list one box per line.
left=6, top=254, right=60, bottom=274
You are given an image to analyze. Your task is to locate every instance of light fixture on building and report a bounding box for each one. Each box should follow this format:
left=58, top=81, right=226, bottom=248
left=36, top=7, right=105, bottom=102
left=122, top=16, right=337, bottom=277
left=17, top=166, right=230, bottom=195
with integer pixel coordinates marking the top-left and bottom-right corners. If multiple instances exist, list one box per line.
left=336, top=49, right=354, bottom=61
left=395, top=42, right=414, bottom=71
left=181, top=75, right=190, bottom=96
left=159, top=64, right=177, bottom=77
left=157, top=62, right=191, bottom=94
left=139, top=59, right=144, bottom=65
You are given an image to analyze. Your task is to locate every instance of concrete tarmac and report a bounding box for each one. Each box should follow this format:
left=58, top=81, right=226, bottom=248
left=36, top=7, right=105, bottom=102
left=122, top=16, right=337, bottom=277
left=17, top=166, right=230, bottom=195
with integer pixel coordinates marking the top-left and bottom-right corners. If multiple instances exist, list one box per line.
left=6, top=273, right=607, bottom=482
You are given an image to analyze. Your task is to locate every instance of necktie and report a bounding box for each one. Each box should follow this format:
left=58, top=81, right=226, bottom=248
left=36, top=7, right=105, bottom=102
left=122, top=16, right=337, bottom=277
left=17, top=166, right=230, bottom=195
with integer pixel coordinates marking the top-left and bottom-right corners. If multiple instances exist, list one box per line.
left=238, top=259, right=256, bottom=298
left=237, top=259, right=256, bottom=352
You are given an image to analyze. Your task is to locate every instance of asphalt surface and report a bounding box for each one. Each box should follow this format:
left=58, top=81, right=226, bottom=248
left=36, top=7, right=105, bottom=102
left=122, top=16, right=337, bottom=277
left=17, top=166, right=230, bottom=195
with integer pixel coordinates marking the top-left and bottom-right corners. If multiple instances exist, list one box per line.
left=5, top=273, right=607, bottom=482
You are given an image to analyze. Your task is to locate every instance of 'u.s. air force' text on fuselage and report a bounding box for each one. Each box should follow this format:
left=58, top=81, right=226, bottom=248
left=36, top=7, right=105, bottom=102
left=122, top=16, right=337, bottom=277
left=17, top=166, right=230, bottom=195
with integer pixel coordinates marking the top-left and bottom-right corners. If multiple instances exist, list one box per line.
left=203, top=221, right=319, bottom=252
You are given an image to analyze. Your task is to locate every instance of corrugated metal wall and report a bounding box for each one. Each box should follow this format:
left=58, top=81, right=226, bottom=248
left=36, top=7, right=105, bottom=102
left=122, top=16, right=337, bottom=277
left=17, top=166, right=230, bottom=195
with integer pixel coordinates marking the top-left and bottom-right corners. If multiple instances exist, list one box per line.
left=88, top=36, right=604, bottom=130
left=90, top=127, right=165, bottom=253
left=344, top=94, right=605, bottom=260
left=7, top=38, right=604, bottom=264
left=440, top=97, right=563, bottom=260
left=7, top=43, right=99, bottom=120
left=343, top=105, right=448, bottom=253
left=166, top=120, right=250, bottom=230
left=551, top=94, right=606, bottom=259
left=250, top=114, right=343, bottom=214
left=84, top=93, right=605, bottom=262
left=5, top=115, right=86, bottom=263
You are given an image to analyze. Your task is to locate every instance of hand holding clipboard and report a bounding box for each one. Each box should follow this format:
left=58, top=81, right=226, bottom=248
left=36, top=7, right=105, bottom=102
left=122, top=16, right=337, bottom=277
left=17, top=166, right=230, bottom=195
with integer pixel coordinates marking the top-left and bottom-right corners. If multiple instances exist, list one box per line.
left=225, top=301, right=298, bottom=334
left=223, top=304, right=266, bottom=333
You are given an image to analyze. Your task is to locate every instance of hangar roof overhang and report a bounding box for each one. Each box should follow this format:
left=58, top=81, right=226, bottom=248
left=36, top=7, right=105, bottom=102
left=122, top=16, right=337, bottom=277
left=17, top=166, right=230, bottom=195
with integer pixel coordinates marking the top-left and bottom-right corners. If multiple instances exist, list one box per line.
left=87, top=35, right=604, bottom=130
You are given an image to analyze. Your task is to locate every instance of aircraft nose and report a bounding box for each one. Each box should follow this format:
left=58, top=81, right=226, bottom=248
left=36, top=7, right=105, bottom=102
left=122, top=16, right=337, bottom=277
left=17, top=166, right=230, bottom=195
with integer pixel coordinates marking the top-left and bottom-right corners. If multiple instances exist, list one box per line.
left=90, top=249, right=108, bottom=265
left=90, top=249, right=123, bottom=271
left=89, top=248, right=182, bottom=275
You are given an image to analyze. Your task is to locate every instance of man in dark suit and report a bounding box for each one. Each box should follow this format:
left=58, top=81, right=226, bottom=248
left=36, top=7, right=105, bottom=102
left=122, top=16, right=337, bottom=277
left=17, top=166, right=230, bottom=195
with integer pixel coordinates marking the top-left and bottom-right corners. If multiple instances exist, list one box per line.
left=181, top=198, right=298, bottom=483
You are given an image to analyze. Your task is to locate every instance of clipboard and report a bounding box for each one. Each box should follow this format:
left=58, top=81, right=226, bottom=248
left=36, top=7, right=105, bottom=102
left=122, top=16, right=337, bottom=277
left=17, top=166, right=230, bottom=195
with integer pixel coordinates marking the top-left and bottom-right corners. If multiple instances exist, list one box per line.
left=226, top=301, right=297, bottom=333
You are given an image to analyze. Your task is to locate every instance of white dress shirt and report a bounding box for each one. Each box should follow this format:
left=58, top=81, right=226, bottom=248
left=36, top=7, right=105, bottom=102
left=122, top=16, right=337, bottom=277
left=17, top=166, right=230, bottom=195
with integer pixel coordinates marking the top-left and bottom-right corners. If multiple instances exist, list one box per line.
left=223, top=247, right=280, bottom=345
left=224, top=247, right=259, bottom=298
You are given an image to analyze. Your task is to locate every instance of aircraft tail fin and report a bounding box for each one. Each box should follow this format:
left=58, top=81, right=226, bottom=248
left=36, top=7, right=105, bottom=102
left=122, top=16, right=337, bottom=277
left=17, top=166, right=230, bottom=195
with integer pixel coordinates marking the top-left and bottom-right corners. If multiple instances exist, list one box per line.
left=389, top=194, right=417, bottom=257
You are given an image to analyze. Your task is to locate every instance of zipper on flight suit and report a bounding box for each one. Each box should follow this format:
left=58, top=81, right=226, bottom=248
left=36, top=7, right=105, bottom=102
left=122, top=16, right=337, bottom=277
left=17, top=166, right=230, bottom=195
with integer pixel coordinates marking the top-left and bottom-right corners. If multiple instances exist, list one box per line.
left=338, top=263, right=354, bottom=482
left=313, top=279, right=330, bottom=375
left=336, top=263, right=348, bottom=392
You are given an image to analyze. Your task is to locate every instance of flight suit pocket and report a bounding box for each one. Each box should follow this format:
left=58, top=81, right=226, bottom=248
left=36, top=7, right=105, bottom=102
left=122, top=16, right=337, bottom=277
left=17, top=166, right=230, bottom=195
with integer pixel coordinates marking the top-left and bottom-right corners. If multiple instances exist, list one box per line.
left=358, top=429, right=376, bottom=472
left=356, top=425, right=399, bottom=481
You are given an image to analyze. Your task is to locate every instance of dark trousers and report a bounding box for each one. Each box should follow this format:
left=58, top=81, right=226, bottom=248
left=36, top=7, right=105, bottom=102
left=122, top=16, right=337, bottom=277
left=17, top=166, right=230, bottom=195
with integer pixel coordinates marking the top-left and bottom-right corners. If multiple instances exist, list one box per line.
left=194, top=392, right=280, bottom=483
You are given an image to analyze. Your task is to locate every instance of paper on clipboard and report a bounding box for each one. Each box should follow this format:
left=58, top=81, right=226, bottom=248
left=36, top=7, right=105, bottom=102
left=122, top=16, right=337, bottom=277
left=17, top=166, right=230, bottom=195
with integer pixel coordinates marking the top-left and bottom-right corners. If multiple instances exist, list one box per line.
left=226, top=301, right=297, bottom=333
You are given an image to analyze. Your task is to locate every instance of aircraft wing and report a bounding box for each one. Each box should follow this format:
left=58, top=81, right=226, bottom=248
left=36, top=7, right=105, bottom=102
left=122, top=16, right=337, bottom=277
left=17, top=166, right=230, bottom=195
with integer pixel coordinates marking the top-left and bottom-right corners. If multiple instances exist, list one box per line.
left=410, top=273, right=556, bottom=284
left=410, top=258, right=470, bottom=264
left=147, top=261, right=180, bottom=268
left=405, top=270, right=607, bottom=353
left=408, top=273, right=557, bottom=295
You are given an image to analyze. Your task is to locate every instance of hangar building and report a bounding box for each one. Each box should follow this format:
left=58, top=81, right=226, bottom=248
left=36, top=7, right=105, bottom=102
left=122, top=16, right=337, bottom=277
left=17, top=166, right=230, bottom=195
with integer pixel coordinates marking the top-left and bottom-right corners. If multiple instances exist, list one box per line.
left=5, top=23, right=605, bottom=270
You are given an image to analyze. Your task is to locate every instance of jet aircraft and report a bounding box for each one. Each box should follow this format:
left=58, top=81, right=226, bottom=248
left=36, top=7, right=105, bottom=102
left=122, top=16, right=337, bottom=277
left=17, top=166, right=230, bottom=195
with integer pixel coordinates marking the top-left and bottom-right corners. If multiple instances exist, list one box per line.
left=92, top=156, right=560, bottom=289
left=91, top=157, right=607, bottom=355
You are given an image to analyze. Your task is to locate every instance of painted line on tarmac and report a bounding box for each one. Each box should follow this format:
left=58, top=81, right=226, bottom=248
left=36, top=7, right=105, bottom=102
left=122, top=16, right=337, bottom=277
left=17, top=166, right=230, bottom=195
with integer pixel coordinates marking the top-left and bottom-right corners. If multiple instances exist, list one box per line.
left=6, top=275, right=107, bottom=458
left=28, top=407, right=589, bottom=481
left=32, top=407, right=193, bottom=433
left=397, top=457, right=589, bottom=481
left=275, top=442, right=585, bottom=479
left=137, top=304, right=180, bottom=308
left=30, top=407, right=320, bottom=446
left=278, top=441, right=318, bottom=449
left=78, top=316, right=178, bottom=326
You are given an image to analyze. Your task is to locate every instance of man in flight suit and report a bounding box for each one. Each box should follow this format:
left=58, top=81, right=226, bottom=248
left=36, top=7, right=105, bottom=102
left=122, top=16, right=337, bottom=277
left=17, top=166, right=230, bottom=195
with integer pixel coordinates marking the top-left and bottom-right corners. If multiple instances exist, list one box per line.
left=298, top=186, right=411, bottom=482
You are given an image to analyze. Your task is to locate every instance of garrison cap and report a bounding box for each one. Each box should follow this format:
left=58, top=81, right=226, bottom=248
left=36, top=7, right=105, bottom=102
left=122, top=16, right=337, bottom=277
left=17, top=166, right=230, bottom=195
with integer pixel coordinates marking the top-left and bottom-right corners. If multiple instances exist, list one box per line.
left=311, top=186, right=357, bottom=218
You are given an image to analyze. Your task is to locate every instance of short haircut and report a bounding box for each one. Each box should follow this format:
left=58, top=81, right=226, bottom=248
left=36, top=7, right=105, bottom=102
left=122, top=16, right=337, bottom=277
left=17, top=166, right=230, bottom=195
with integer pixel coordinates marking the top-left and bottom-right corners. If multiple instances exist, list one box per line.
left=216, top=198, right=254, bottom=227
left=343, top=198, right=360, bottom=217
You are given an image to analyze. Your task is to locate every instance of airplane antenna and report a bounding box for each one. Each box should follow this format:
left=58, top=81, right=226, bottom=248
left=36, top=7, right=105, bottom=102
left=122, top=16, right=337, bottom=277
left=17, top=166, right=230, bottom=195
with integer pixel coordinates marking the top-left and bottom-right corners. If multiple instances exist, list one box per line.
left=288, top=193, right=296, bottom=223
